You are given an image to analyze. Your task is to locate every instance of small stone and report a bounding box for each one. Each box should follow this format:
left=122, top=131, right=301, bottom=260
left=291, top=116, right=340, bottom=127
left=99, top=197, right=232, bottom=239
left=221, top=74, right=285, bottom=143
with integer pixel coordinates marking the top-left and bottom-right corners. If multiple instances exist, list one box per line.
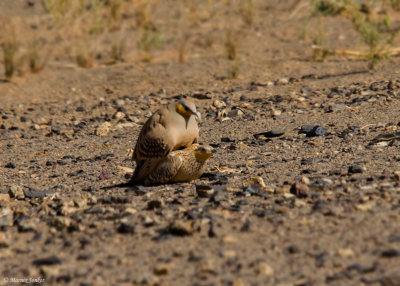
left=290, top=182, right=309, bottom=198
left=135, top=274, right=159, bottom=286
left=271, top=109, right=281, bottom=116
left=301, top=176, right=311, bottom=185
left=40, top=266, right=60, bottom=278
left=117, top=220, right=135, bottom=234
left=117, top=166, right=134, bottom=175
left=222, top=235, right=238, bottom=243
left=76, top=106, right=85, bottom=112
left=32, top=124, right=41, bottom=130
left=221, top=250, right=237, bottom=259
left=52, top=217, right=72, bottom=230
left=300, top=85, right=313, bottom=95
left=356, top=201, right=374, bottom=211
left=254, top=130, right=285, bottom=139
left=257, top=262, right=274, bottom=277
left=243, top=177, right=266, bottom=188
left=73, top=197, right=87, bottom=208
left=196, top=185, right=215, bottom=197
left=96, top=122, right=112, bottom=136
left=213, top=99, right=226, bottom=109
left=381, top=249, right=400, bottom=258
left=393, top=171, right=400, bottom=181
left=307, top=126, right=327, bottom=137
left=279, top=78, right=289, bottom=84
left=153, top=263, right=170, bottom=275
left=200, top=259, right=215, bottom=273
left=5, top=162, right=16, bottom=169
left=228, top=109, right=244, bottom=117
left=147, top=199, right=164, bottom=210
left=113, top=111, right=126, bottom=120
left=348, top=165, right=364, bottom=174
left=0, top=232, right=10, bottom=248
left=119, top=208, right=136, bottom=218
left=33, top=256, right=62, bottom=266
left=0, top=207, right=13, bottom=227
left=299, top=125, right=314, bottom=134
left=9, top=185, right=25, bottom=199
left=0, top=193, right=10, bottom=205
left=169, top=220, right=194, bottom=236
left=98, top=169, right=111, bottom=180
left=17, top=218, right=37, bottom=232
left=338, top=248, right=355, bottom=258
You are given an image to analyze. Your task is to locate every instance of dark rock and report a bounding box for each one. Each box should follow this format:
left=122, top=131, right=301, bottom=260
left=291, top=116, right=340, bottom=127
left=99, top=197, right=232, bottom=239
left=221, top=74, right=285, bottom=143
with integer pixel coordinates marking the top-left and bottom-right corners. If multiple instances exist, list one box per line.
left=98, top=169, right=110, bottom=180
left=23, top=188, right=55, bottom=198
left=299, top=125, right=314, bottom=134
left=5, top=162, right=16, bottom=169
left=33, top=256, right=62, bottom=266
left=195, top=185, right=214, bottom=198
left=51, top=125, right=61, bottom=134
left=117, top=222, right=135, bottom=234
left=168, top=220, right=194, bottom=236
left=307, top=126, right=327, bottom=137
left=46, top=161, right=56, bottom=166
left=381, top=249, right=400, bottom=258
left=147, top=199, right=163, bottom=210
left=290, top=182, right=309, bottom=198
left=300, top=85, right=313, bottom=95
left=348, top=165, right=363, bottom=174
left=240, top=95, right=248, bottom=101
left=76, top=106, right=86, bottom=112
left=254, top=130, right=285, bottom=139
left=221, top=137, right=235, bottom=143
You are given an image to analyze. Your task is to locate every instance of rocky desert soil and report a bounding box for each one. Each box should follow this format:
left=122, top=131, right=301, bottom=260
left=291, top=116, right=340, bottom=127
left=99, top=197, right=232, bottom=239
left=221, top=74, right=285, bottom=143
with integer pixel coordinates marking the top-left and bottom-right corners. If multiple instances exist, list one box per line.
left=1, top=0, right=400, bottom=285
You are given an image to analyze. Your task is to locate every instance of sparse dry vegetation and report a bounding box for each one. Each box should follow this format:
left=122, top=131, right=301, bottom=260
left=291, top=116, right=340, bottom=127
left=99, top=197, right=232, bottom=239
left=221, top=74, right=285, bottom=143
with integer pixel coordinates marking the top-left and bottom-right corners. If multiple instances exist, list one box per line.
left=0, top=0, right=399, bottom=79
left=311, top=0, right=400, bottom=68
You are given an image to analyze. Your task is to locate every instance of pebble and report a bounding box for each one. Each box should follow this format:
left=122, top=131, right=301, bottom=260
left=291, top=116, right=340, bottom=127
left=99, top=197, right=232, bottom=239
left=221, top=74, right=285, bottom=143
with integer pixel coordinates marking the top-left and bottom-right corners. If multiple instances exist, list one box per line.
left=117, top=220, right=135, bottom=234
left=0, top=232, right=10, bottom=247
left=299, top=125, right=315, bottom=134
left=195, top=185, right=215, bottom=197
left=257, top=262, right=274, bottom=276
left=52, top=217, right=72, bottom=230
left=147, top=199, right=164, bottom=210
left=5, top=162, right=16, bottom=169
left=348, top=165, right=364, bottom=174
left=243, top=177, right=266, bottom=188
left=338, top=248, right=355, bottom=258
left=153, top=263, right=170, bottom=275
left=301, top=176, right=311, bottom=185
left=300, top=85, right=313, bottom=95
left=213, top=99, right=226, bottom=109
left=113, top=111, right=126, bottom=120
left=307, top=126, right=327, bottom=137
left=96, top=122, right=112, bottom=136
left=381, top=249, right=400, bottom=258
left=169, top=220, right=194, bottom=236
left=9, top=185, right=25, bottom=199
left=33, top=256, right=62, bottom=266
left=16, top=218, right=37, bottom=232
left=290, top=182, right=309, bottom=198
left=271, top=108, right=281, bottom=116
left=0, top=207, right=13, bottom=227
left=254, top=130, right=285, bottom=139
left=0, top=193, right=10, bottom=205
